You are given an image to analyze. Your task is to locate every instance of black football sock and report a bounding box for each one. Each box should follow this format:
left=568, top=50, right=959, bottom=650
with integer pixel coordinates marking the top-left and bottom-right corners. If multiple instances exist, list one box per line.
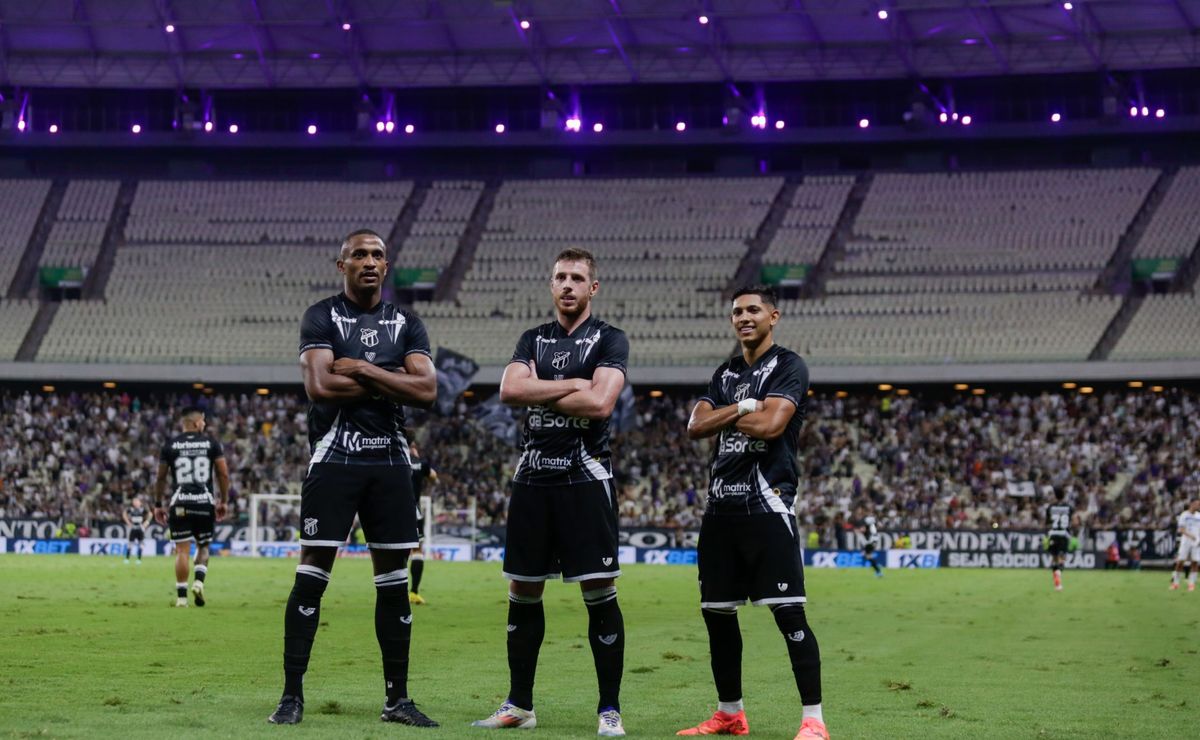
left=506, top=593, right=545, bottom=711
left=583, top=586, right=624, bottom=713
left=869, top=556, right=882, bottom=575
left=374, top=568, right=412, bottom=704
left=283, top=565, right=330, bottom=699
left=176, top=582, right=188, bottom=599
left=194, top=564, right=207, bottom=583
left=410, top=558, right=424, bottom=594
left=701, top=608, right=743, bottom=703
left=772, top=604, right=822, bottom=706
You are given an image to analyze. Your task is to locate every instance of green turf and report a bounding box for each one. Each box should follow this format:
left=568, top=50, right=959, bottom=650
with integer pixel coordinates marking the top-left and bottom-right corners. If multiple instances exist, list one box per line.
left=0, top=555, right=1195, bottom=738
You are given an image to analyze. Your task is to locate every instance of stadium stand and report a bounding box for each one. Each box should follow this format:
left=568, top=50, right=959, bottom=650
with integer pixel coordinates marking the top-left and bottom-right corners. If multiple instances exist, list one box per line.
left=0, top=180, right=52, bottom=292
left=0, top=300, right=39, bottom=360
left=1133, top=166, right=1200, bottom=260
left=418, top=177, right=783, bottom=366
left=36, top=180, right=414, bottom=363
left=1109, top=293, right=1200, bottom=361
left=37, top=180, right=121, bottom=272
left=393, top=180, right=484, bottom=271
left=761, top=175, right=855, bottom=266
left=3, top=386, right=1196, bottom=540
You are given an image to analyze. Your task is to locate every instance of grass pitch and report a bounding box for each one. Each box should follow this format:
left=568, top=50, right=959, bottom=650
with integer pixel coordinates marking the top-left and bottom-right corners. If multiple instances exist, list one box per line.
left=0, top=555, right=1195, bottom=739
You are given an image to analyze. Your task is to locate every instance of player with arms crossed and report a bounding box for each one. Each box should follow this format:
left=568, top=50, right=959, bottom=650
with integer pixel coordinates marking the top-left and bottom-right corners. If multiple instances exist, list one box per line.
left=473, top=247, right=630, bottom=737
left=267, top=229, right=439, bottom=728
left=123, top=495, right=151, bottom=564
left=408, top=441, right=437, bottom=605
left=681, top=285, right=828, bottom=740
left=153, top=407, right=230, bottom=607
left=1170, top=499, right=1200, bottom=592
left=1045, top=488, right=1078, bottom=592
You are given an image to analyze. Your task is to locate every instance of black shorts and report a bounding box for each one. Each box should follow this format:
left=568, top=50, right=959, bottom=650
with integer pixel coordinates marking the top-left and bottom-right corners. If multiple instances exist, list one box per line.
left=698, top=512, right=806, bottom=608
left=169, top=504, right=214, bottom=546
left=128, top=527, right=145, bottom=543
left=504, top=479, right=620, bottom=583
left=1047, top=534, right=1070, bottom=557
left=863, top=543, right=877, bottom=557
left=300, top=463, right=419, bottom=550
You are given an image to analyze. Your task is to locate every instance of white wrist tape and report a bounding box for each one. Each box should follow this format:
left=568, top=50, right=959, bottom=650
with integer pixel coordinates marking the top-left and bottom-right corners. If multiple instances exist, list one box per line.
left=737, top=398, right=757, bottom=416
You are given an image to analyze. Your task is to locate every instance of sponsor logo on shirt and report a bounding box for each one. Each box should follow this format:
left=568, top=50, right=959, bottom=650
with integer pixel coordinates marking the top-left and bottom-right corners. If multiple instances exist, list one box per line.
left=717, top=432, right=766, bottom=455
left=341, top=431, right=393, bottom=453
left=709, top=478, right=755, bottom=499
left=525, top=450, right=573, bottom=471
left=527, top=407, right=591, bottom=430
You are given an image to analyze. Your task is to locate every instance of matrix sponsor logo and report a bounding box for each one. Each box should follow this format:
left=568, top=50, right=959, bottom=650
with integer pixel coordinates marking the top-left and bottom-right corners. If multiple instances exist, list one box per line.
left=341, top=431, right=393, bottom=452
left=525, top=450, right=573, bottom=471
left=709, top=477, right=754, bottom=499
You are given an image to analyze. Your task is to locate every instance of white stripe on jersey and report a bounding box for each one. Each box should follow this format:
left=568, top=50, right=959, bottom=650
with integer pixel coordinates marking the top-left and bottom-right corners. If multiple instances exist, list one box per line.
left=579, top=439, right=611, bottom=481
left=756, top=465, right=793, bottom=516
left=308, top=411, right=341, bottom=472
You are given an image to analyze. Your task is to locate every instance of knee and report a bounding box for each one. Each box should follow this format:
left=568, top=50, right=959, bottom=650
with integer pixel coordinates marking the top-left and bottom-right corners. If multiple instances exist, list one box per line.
left=582, top=584, right=617, bottom=607
left=509, top=580, right=545, bottom=600
left=770, top=604, right=811, bottom=633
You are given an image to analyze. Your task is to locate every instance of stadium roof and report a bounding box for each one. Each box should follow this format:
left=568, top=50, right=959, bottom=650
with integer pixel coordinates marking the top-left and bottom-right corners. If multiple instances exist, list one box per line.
left=0, top=0, right=1196, bottom=89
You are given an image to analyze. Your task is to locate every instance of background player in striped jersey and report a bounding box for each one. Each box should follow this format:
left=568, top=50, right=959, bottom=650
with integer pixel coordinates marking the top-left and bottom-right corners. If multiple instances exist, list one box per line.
left=152, top=407, right=230, bottom=607
left=681, top=285, right=828, bottom=740
left=1170, top=499, right=1200, bottom=592
left=268, top=229, right=439, bottom=728
left=856, top=506, right=883, bottom=577
left=122, top=495, right=151, bottom=564
left=1045, top=488, right=1078, bottom=592
left=473, top=247, right=630, bottom=737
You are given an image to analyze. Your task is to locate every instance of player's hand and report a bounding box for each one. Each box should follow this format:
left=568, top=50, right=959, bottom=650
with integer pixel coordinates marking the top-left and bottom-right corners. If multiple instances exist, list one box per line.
left=154, top=507, right=167, bottom=526
left=331, top=357, right=369, bottom=379
left=215, top=502, right=229, bottom=521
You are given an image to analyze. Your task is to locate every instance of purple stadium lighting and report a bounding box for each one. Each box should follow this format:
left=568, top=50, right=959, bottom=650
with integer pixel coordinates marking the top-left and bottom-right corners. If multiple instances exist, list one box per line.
left=404, top=124, right=415, bottom=134
left=375, top=121, right=386, bottom=133
left=341, top=22, right=351, bottom=31
left=131, top=124, right=142, bottom=134
left=593, top=122, right=604, bottom=133
left=165, top=24, right=175, bottom=33
left=306, top=124, right=318, bottom=135
left=877, top=9, right=888, bottom=21
left=495, top=123, right=506, bottom=134
left=49, top=124, right=59, bottom=134
left=951, top=112, right=959, bottom=121
left=775, top=120, right=785, bottom=130
left=1141, top=106, right=1149, bottom=117
left=16, top=119, right=25, bottom=132
left=858, top=118, right=870, bottom=129
left=565, top=117, right=582, bottom=132
left=204, top=121, right=214, bottom=133
left=228, top=124, right=239, bottom=134
left=675, top=121, right=687, bottom=132
left=939, top=112, right=949, bottom=123
left=698, top=15, right=709, bottom=25
left=961, top=115, right=972, bottom=126
left=1129, top=106, right=1139, bottom=117
left=1156, top=108, right=1165, bottom=119
left=519, top=19, right=531, bottom=30
left=385, top=121, right=395, bottom=133
left=1062, top=2, right=1073, bottom=10
left=1051, top=113, right=1062, bottom=123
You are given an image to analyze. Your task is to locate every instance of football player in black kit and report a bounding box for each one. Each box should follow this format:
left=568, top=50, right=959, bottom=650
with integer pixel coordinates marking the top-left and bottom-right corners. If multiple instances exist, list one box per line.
left=267, top=229, right=439, bottom=728
left=680, top=285, right=828, bottom=740
left=123, top=495, right=150, bottom=564
left=472, top=247, right=630, bottom=737
left=152, top=407, right=231, bottom=607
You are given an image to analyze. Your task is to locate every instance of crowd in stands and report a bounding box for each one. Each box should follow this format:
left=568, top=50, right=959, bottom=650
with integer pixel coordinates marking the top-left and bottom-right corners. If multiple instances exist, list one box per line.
left=0, top=385, right=1196, bottom=543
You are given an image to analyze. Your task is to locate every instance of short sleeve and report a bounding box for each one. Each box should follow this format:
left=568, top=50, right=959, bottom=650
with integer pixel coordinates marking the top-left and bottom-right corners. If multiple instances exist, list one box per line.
left=595, top=328, right=629, bottom=374
left=299, top=303, right=334, bottom=356
left=510, top=328, right=537, bottom=365
left=765, top=353, right=809, bottom=409
left=699, top=364, right=728, bottom=408
left=403, top=311, right=432, bottom=357
left=159, top=441, right=173, bottom=465
left=210, top=438, right=225, bottom=459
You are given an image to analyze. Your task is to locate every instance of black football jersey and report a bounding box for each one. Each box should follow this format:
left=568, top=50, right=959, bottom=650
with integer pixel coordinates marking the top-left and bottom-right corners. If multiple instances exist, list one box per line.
left=1047, top=504, right=1073, bottom=536
left=159, top=432, right=224, bottom=504
left=411, top=457, right=434, bottom=498
left=862, top=515, right=880, bottom=545
left=700, top=344, right=809, bottom=516
left=510, top=315, right=629, bottom=485
left=125, top=506, right=148, bottom=526
left=299, top=294, right=431, bottom=466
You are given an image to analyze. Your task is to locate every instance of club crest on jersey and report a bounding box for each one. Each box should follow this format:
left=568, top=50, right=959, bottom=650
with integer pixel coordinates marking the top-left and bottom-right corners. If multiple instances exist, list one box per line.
left=365, top=351, right=376, bottom=362
left=551, top=351, right=571, bottom=370
left=303, top=518, right=319, bottom=537
left=360, top=327, right=379, bottom=347
left=733, top=383, right=752, bottom=402
left=776, top=582, right=788, bottom=591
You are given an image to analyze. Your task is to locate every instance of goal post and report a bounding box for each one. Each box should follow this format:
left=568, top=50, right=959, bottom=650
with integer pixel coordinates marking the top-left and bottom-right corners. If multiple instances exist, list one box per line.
left=248, top=493, right=301, bottom=557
